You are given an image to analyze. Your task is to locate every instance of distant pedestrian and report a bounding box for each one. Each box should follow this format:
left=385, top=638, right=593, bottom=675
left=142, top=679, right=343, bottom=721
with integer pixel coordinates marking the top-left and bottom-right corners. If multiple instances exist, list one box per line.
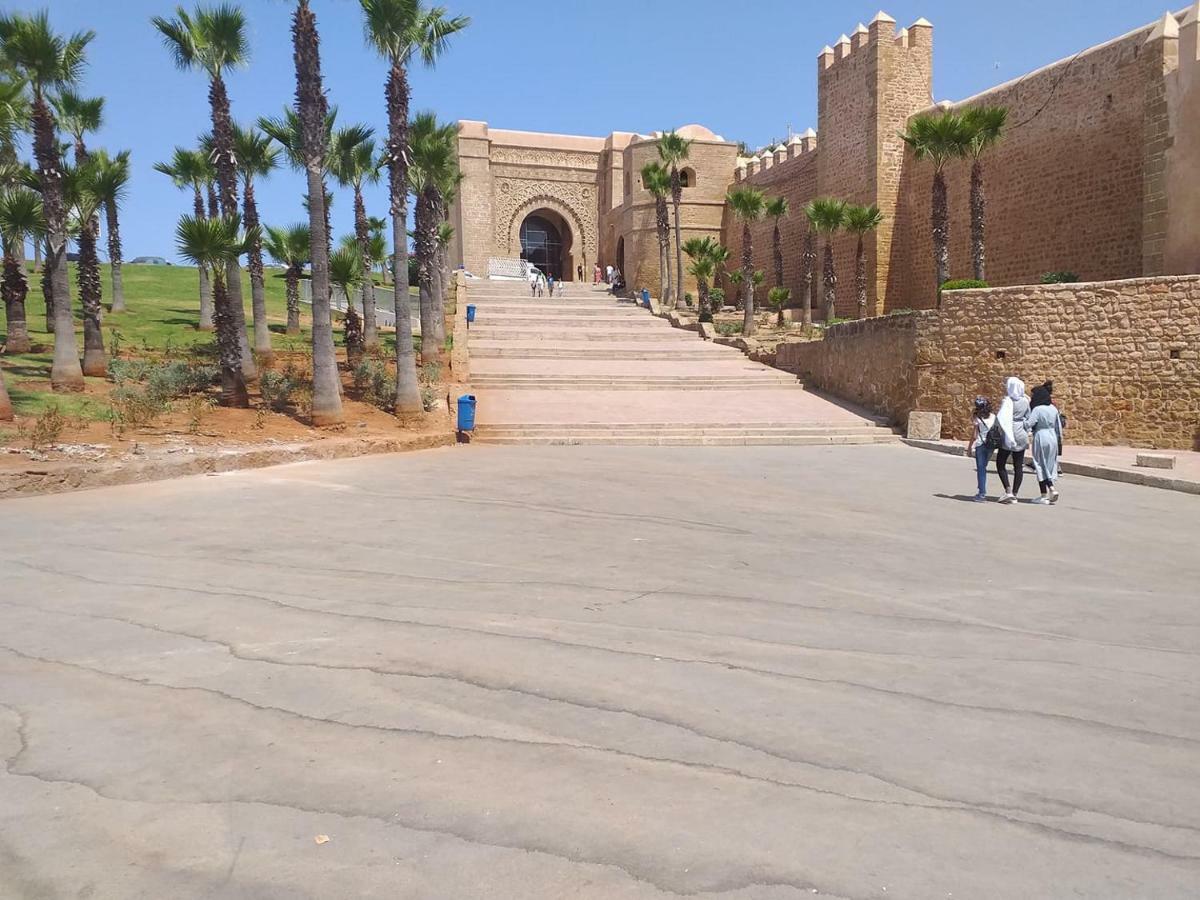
left=547, top=274, right=555, bottom=296
left=594, top=264, right=601, bottom=284
left=1025, top=382, right=1063, bottom=504
left=996, top=376, right=1030, bottom=504
left=529, top=267, right=539, bottom=297
left=968, top=396, right=998, bottom=502
left=605, top=264, right=613, bottom=284
left=576, top=264, right=583, bottom=282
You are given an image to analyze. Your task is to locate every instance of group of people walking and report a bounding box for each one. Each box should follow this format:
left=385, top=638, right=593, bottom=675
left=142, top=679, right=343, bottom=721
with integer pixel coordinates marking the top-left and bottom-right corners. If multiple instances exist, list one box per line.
left=968, top=377, right=1064, bottom=505
left=594, top=263, right=624, bottom=292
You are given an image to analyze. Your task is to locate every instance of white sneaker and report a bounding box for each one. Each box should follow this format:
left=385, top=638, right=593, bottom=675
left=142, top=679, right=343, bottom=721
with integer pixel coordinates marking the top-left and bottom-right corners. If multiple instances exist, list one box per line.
left=999, top=493, right=1015, bottom=505
left=1032, top=497, right=1051, bottom=505
left=1049, top=488, right=1060, bottom=504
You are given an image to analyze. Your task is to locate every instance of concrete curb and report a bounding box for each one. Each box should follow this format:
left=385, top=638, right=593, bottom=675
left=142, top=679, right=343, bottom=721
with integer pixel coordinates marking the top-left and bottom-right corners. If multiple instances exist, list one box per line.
left=901, top=438, right=1200, bottom=496
left=0, top=432, right=456, bottom=501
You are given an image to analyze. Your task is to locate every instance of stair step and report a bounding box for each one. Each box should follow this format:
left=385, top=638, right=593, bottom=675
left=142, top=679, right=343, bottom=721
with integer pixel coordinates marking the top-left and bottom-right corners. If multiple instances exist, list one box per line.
left=476, top=423, right=889, bottom=434
left=473, top=434, right=899, bottom=447
left=471, top=348, right=727, bottom=359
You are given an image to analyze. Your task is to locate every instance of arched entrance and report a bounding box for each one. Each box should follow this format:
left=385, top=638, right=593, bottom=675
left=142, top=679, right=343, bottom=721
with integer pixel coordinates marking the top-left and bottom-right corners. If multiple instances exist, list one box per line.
left=520, top=209, right=574, bottom=280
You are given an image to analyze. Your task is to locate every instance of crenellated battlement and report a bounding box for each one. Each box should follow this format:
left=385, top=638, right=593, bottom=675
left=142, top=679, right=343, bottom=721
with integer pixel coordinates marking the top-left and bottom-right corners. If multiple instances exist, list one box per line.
left=734, top=127, right=818, bottom=184
left=816, top=11, right=932, bottom=74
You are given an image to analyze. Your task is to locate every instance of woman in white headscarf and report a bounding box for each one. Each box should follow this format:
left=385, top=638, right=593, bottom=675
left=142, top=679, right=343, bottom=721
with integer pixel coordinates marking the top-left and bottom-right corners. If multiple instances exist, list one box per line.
left=995, top=376, right=1030, bottom=504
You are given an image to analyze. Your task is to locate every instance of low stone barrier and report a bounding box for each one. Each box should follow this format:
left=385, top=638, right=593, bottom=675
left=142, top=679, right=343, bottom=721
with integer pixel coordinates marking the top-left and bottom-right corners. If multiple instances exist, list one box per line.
left=775, top=275, right=1200, bottom=449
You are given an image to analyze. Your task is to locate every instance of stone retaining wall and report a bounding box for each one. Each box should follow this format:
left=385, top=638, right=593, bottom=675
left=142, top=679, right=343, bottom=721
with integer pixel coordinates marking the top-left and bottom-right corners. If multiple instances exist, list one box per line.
left=777, top=275, right=1200, bottom=449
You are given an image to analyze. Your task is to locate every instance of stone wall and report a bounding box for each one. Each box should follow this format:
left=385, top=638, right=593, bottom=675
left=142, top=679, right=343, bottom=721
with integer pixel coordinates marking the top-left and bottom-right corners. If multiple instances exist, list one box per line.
left=777, top=276, right=1200, bottom=450
left=776, top=313, right=924, bottom=422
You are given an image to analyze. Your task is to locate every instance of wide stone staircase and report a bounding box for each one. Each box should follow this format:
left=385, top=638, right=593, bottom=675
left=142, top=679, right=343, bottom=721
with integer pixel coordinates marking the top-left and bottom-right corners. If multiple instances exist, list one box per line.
left=465, top=280, right=899, bottom=446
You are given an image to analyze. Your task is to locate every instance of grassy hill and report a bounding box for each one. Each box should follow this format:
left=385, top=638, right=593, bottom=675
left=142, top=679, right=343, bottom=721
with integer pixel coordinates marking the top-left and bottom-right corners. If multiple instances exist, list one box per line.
left=1, top=263, right=413, bottom=419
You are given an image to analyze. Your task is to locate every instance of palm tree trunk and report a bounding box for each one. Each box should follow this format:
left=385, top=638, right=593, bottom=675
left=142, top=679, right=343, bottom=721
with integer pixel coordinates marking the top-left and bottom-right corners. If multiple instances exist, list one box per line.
left=105, top=199, right=126, bottom=312
left=416, top=187, right=438, bottom=365
left=932, top=168, right=949, bottom=302
left=741, top=223, right=755, bottom=335
left=802, top=230, right=815, bottom=327
left=0, top=359, right=11, bottom=420
left=77, top=218, right=107, bottom=376
left=822, top=239, right=837, bottom=322
left=386, top=60, right=422, bottom=415
left=970, top=159, right=986, bottom=282
left=855, top=234, right=867, bottom=319
left=293, top=0, right=342, bottom=425
left=207, top=74, right=257, bottom=381
left=697, top=276, right=710, bottom=322
left=353, top=186, right=378, bottom=349
left=41, top=240, right=53, bottom=333
left=2, top=257, right=31, bottom=353
left=192, top=185, right=213, bottom=330
left=671, top=181, right=683, bottom=310
left=32, top=95, right=82, bottom=391
left=285, top=265, right=301, bottom=335
left=31, top=238, right=41, bottom=274
left=773, top=223, right=783, bottom=288
left=210, top=267, right=248, bottom=407
left=242, top=175, right=272, bottom=363
left=658, top=239, right=668, bottom=308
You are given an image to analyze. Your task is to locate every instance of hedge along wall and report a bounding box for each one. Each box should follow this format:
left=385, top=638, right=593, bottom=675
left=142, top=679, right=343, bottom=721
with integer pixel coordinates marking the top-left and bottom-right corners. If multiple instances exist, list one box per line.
left=776, top=275, right=1200, bottom=449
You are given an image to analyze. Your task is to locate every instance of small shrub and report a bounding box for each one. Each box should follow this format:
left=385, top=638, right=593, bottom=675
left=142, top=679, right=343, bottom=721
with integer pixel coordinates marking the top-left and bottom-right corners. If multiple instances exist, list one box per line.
left=181, top=394, right=215, bottom=434
left=147, top=361, right=218, bottom=400
left=767, top=287, right=790, bottom=326
left=108, top=357, right=151, bottom=384
left=714, top=321, right=743, bottom=336
left=1041, top=271, right=1079, bottom=284
left=940, top=279, right=989, bottom=292
left=108, top=384, right=170, bottom=434
left=683, top=292, right=694, bottom=308
left=420, top=361, right=442, bottom=385
left=353, top=359, right=396, bottom=411
left=825, top=316, right=852, bottom=326
left=709, top=287, right=725, bottom=308
left=421, top=384, right=439, bottom=412
left=29, top=405, right=65, bottom=450
left=259, top=370, right=299, bottom=412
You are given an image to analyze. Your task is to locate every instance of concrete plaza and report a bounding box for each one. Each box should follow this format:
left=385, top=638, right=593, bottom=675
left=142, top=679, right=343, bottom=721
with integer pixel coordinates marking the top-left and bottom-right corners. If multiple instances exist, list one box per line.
left=1, top=445, right=1198, bottom=898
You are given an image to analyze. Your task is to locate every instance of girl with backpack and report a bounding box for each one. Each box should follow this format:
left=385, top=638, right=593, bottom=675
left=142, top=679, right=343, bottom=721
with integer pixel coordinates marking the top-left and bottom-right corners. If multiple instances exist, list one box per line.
left=968, top=396, right=998, bottom=502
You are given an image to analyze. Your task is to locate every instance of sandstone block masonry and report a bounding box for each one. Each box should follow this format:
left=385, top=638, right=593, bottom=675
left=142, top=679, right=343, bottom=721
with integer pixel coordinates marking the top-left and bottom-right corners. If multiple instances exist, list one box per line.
left=777, top=276, right=1200, bottom=450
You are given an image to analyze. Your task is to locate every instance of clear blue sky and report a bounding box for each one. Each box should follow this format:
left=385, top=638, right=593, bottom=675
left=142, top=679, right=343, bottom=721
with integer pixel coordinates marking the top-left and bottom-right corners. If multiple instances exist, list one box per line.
left=10, top=0, right=1174, bottom=263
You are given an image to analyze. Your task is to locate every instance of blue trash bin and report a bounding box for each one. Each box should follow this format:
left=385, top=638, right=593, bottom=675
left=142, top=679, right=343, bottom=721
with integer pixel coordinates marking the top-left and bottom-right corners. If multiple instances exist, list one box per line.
left=457, top=395, right=477, bottom=431
left=641, top=289, right=650, bottom=308
left=466, top=304, right=476, bottom=323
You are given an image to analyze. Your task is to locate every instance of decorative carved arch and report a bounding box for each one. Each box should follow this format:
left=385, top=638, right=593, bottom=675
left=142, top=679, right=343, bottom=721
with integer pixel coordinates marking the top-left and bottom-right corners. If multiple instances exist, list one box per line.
left=493, top=179, right=597, bottom=268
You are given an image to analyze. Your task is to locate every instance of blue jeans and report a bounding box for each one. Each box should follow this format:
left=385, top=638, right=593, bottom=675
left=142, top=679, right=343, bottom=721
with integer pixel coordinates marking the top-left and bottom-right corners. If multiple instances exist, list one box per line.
left=974, top=444, right=992, bottom=496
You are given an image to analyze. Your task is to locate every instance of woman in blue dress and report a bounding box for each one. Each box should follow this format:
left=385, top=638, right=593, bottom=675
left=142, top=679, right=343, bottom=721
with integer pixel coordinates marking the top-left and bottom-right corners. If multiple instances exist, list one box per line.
left=1025, top=382, right=1063, bottom=505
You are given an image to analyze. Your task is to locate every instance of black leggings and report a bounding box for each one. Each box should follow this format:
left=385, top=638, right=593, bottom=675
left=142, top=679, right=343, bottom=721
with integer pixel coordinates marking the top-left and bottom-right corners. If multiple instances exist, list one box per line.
left=996, top=449, right=1025, bottom=495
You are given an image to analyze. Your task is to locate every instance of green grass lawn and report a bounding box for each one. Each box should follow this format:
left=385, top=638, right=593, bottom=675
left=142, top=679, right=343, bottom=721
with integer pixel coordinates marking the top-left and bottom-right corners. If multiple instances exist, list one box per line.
left=1, top=263, right=418, bottom=419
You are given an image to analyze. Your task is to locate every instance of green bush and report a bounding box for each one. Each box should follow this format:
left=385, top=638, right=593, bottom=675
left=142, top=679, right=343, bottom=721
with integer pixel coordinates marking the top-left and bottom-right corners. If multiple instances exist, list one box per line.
left=107, top=358, right=151, bottom=383
left=259, top=370, right=299, bottom=412
left=108, top=384, right=170, bottom=432
left=940, top=279, right=989, bottom=292
left=146, top=361, right=218, bottom=400
left=708, top=287, right=725, bottom=308
left=353, top=360, right=396, bottom=411
left=1040, top=271, right=1079, bottom=284
left=714, top=321, right=743, bottom=336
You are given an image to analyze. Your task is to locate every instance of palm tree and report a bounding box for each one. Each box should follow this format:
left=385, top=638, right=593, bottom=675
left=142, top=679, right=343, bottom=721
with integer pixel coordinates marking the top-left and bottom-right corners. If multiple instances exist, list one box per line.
left=726, top=186, right=765, bottom=335
left=232, top=122, right=279, bottom=361
left=681, top=236, right=725, bottom=322
left=329, top=123, right=381, bottom=348
left=961, top=105, right=1007, bottom=282
left=361, top=0, right=469, bottom=414
left=264, top=223, right=309, bottom=335
left=806, top=198, right=846, bottom=323
left=656, top=130, right=691, bottom=309
left=50, top=88, right=102, bottom=163
left=900, top=110, right=970, bottom=298
left=175, top=213, right=251, bottom=406
left=63, top=159, right=106, bottom=375
left=767, top=286, right=790, bottom=327
left=283, top=1, right=342, bottom=424
left=0, top=187, right=42, bottom=353
left=328, top=244, right=364, bottom=365
left=408, top=110, right=457, bottom=364
left=367, top=215, right=389, bottom=283
left=154, top=146, right=213, bottom=329
left=843, top=203, right=883, bottom=319
left=641, top=161, right=672, bottom=307
left=152, top=2, right=257, bottom=380
left=0, top=11, right=93, bottom=390
left=0, top=74, right=30, bottom=276
left=765, top=195, right=788, bottom=289
left=89, top=149, right=130, bottom=312
left=800, top=210, right=817, bottom=327
left=435, top=219, right=454, bottom=314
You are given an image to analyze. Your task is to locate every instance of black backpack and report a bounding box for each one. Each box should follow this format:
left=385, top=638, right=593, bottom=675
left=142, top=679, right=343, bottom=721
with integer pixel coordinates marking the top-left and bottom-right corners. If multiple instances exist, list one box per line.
left=984, top=419, right=1005, bottom=450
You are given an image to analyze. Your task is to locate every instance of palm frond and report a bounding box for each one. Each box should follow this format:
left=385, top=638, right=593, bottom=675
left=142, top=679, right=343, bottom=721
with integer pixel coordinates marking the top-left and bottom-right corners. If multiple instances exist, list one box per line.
left=0, top=187, right=45, bottom=245
left=842, top=203, right=883, bottom=234
left=805, top=197, right=847, bottom=234
left=726, top=187, right=766, bottom=222
left=765, top=195, right=789, bottom=219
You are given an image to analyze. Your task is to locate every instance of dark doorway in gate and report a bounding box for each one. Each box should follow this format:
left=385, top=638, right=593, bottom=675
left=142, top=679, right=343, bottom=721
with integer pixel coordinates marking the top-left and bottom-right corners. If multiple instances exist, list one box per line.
left=519, top=210, right=573, bottom=280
